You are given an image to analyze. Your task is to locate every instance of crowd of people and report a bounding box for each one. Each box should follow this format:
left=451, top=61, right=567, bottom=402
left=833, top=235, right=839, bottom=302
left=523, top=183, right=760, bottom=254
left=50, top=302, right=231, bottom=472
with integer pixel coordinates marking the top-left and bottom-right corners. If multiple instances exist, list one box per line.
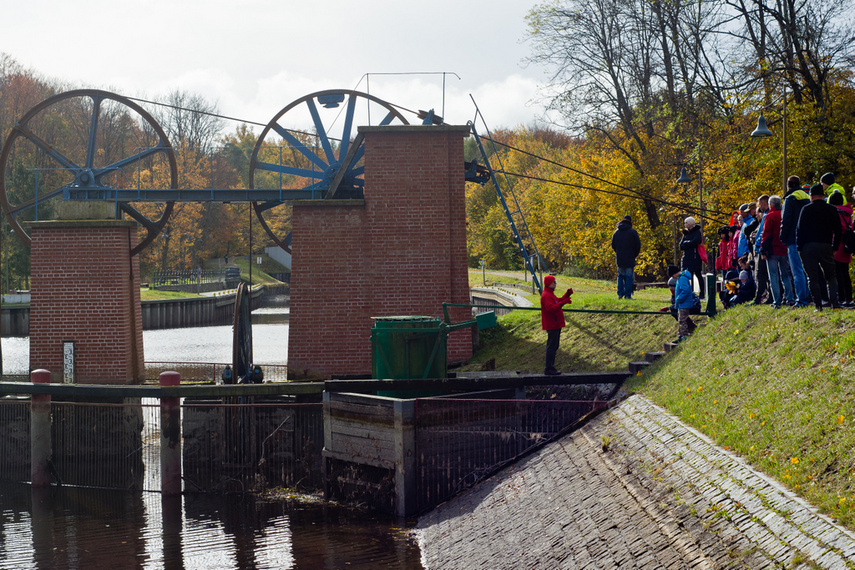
left=711, top=172, right=851, bottom=314
left=542, top=172, right=853, bottom=369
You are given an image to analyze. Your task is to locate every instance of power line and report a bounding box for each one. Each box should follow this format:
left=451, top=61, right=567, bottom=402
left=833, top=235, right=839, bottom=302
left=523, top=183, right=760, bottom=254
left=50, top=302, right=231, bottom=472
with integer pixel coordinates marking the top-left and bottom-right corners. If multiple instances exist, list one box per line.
left=483, top=136, right=733, bottom=226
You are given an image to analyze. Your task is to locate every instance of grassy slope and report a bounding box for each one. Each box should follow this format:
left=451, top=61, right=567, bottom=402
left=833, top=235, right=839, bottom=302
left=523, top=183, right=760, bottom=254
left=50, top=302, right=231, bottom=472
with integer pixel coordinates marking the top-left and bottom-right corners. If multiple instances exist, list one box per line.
left=464, top=271, right=686, bottom=372
left=468, top=270, right=855, bottom=529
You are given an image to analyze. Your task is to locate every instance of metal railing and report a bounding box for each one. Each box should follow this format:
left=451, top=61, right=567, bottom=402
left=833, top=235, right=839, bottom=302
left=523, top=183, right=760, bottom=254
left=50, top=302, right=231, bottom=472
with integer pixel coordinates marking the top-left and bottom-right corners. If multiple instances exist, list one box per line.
left=150, top=269, right=227, bottom=287
left=144, top=362, right=289, bottom=384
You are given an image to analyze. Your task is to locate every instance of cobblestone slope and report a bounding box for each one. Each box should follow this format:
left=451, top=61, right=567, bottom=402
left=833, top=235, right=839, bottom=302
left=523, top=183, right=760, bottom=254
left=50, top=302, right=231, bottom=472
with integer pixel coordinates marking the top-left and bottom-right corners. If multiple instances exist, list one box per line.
left=416, top=395, right=855, bottom=569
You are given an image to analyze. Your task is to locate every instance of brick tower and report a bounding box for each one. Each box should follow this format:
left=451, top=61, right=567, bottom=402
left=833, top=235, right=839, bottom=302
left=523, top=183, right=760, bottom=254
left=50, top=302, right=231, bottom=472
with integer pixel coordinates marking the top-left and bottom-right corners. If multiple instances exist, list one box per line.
left=28, top=219, right=144, bottom=384
left=287, top=124, right=472, bottom=379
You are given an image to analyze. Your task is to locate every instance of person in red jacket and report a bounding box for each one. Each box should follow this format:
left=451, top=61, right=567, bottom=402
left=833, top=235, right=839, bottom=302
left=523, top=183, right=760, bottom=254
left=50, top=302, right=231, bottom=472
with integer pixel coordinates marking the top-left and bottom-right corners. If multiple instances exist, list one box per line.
left=541, top=275, right=573, bottom=375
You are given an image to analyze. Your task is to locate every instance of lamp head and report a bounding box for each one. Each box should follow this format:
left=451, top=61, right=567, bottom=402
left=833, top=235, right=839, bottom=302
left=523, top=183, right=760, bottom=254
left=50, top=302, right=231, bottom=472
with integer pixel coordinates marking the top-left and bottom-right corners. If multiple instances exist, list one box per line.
left=677, top=166, right=692, bottom=184
left=751, top=113, right=773, bottom=137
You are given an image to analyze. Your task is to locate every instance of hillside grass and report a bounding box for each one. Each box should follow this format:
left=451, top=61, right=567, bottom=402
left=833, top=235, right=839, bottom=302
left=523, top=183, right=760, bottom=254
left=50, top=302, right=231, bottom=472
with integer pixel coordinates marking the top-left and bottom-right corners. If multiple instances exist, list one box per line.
left=468, top=270, right=855, bottom=529
left=464, top=270, right=685, bottom=372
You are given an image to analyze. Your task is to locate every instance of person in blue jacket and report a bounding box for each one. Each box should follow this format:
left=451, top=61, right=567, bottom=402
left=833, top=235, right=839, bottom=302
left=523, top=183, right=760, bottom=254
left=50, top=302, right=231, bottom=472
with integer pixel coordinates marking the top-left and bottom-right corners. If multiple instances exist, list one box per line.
left=670, top=265, right=696, bottom=343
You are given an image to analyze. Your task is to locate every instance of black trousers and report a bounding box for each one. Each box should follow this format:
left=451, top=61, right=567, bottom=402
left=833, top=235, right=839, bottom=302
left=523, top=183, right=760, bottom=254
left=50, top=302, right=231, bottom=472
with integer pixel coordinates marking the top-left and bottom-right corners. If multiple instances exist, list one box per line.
left=836, top=260, right=852, bottom=303
left=800, top=242, right=838, bottom=307
left=545, top=329, right=561, bottom=371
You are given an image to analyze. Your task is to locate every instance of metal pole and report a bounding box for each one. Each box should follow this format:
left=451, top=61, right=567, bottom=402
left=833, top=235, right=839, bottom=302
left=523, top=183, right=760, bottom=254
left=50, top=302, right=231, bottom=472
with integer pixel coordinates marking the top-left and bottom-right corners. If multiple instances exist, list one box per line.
left=160, top=371, right=181, bottom=495
left=31, top=369, right=52, bottom=487
left=783, top=82, right=788, bottom=193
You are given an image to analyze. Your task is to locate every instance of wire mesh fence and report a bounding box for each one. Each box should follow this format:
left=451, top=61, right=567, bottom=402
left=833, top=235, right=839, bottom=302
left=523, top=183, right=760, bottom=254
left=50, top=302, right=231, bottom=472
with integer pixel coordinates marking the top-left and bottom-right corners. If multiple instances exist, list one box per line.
left=50, top=399, right=160, bottom=491
left=181, top=398, right=323, bottom=493
left=0, top=398, right=30, bottom=482
left=414, top=398, right=606, bottom=512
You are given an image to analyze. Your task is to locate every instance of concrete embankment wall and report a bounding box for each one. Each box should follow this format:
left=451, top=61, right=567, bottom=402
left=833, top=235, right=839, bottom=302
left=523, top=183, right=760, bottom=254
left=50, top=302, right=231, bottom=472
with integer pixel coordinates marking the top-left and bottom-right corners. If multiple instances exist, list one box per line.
left=1, top=288, right=273, bottom=336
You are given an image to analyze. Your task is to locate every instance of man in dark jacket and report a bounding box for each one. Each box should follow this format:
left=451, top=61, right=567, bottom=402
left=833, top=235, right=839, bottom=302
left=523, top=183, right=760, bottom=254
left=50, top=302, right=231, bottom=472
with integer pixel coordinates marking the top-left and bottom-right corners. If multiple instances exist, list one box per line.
left=781, top=176, right=811, bottom=306
left=610, top=215, right=642, bottom=299
left=797, top=183, right=842, bottom=310
left=679, top=216, right=705, bottom=298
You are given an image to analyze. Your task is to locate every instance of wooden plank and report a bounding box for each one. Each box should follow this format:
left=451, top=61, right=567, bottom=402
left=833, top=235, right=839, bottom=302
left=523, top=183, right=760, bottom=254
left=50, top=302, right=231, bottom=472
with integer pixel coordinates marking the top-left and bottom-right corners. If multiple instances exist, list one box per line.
left=322, top=448, right=393, bottom=470
left=328, top=434, right=395, bottom=463
left=330, top=419, right=396, bottom=442
left=329, top=399, right=395, bottom=420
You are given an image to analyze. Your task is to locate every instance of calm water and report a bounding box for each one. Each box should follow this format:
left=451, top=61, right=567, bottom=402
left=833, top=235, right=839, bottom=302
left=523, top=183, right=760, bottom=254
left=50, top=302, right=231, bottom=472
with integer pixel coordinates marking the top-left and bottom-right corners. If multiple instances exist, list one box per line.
left=0, top=307, right=425, bottom=569
left=1, top=307, right=291, bottom=374
left=0, top=483, right=422, bottom=569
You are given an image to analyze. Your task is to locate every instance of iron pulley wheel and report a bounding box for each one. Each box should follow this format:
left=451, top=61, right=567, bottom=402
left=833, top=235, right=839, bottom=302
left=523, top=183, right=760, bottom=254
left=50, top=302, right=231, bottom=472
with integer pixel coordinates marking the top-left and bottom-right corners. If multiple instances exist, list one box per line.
left=248, top=89, right=409, bottom=251
left=0, top=89, right=177, bottom=255
left=232, top=282, right=253, bottom=381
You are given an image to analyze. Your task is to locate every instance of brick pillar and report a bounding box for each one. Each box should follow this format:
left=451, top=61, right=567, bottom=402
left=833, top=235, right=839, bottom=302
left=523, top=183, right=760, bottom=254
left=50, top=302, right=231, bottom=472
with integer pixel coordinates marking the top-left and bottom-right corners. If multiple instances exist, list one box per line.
left=288, top=125, right=472, bottom=378
left=28, top=220, right=144, bottom=384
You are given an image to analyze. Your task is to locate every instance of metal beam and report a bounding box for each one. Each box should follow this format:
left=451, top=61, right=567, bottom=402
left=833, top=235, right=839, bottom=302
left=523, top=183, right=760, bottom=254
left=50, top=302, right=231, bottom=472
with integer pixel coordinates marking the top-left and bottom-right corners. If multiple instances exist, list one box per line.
left=63, top=188, right=330, bottom=202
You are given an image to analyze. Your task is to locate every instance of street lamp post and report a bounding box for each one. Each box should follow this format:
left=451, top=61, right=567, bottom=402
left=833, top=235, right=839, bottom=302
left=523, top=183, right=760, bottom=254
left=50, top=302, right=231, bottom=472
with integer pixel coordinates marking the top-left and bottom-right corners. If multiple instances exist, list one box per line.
left=751, top=82, right=787, bottom=192
left=677, top=146, right=704, bottom=232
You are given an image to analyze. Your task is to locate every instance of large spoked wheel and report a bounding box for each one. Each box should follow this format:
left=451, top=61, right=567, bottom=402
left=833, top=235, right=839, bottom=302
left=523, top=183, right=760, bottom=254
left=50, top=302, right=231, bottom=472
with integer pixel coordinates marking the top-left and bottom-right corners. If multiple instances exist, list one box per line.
left=248, top=89, right=409, bottom=251
left=232, top=281, right=253, bottom=381
left=0, top=89, right=177, bottom=256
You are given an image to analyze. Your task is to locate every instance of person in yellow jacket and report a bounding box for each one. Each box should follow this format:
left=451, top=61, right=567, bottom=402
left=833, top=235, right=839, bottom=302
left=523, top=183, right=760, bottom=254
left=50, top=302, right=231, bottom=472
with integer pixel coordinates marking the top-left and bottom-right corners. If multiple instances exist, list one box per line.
left=821, top=172, right=847, bottom=205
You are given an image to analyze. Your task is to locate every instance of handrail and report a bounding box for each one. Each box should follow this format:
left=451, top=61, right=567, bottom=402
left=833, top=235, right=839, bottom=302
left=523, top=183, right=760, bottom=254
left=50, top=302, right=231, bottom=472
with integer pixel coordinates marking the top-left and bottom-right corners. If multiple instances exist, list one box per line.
left=0, top=381, right=324, bottom=398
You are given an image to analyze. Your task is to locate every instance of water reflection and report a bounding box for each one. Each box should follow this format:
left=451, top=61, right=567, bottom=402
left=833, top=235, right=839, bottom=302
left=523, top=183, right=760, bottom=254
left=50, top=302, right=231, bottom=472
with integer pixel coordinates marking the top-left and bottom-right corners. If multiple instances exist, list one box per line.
left=0, top=483, right=422, bottom=569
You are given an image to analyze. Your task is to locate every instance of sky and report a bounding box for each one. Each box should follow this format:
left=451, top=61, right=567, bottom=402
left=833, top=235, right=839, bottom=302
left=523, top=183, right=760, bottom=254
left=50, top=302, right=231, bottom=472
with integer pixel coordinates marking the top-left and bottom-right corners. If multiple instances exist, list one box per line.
left=2, top=0, right=554, bottom=135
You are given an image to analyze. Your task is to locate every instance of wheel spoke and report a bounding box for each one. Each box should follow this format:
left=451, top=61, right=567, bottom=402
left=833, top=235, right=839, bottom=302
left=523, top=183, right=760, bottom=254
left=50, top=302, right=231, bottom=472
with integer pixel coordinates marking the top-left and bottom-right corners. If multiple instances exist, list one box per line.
left=15, top=125, right=81, bottom=171
left=306, top=98, right=336, bottom=165
left=93, top=143, right=171, bottom=182
left=85, top=96, right=103, bottom=169
left=270, top=123, right=327, bottom=171
left=6, top=186, right=67, bottom=217
left=254, top=161, right=323, bottom=181
left=379, top=110, right=398, bottom=126
left=118, top=202, right=157, bottom=231
left=338, top=94, right=357, bottom=161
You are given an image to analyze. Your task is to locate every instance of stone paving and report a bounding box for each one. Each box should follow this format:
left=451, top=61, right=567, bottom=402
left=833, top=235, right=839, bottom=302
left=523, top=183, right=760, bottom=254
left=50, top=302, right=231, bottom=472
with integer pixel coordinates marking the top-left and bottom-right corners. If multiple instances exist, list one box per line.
left=416, top=395, right=855, bottom=569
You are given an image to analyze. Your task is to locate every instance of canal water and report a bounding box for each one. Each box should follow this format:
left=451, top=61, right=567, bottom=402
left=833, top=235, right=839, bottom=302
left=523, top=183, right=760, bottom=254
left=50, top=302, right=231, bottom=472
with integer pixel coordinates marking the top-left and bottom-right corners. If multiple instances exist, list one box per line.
left=0, top=306, right=425, bottom=569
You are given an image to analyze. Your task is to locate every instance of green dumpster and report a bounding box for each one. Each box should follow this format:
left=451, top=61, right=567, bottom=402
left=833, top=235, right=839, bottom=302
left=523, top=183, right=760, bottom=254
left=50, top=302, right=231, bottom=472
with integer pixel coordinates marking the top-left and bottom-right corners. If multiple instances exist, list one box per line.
left=371, top=316, right=447, bottom=398
left=371, top=316, right=447, bottom=380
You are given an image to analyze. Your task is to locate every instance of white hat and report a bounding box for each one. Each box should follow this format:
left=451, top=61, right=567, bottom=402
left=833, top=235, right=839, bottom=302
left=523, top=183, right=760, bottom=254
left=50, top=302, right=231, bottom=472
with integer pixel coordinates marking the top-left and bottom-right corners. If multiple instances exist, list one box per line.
left=684, top=216, right=697, bottom=227
left=739, top=270, right=750, bottom=280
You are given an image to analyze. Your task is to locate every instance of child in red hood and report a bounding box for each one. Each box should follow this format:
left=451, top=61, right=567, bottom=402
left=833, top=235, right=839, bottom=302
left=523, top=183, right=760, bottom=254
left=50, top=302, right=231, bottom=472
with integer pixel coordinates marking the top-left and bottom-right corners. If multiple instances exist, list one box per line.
left=541, top=275, right=573, bottom=375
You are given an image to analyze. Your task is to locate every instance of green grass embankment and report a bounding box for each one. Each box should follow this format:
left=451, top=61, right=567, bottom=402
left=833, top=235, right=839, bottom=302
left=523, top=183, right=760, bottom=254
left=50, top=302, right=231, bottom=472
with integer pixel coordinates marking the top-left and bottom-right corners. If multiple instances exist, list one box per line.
left=468, top=271, right=855, bottom=529
left=464, top=271, right=684, bottom=372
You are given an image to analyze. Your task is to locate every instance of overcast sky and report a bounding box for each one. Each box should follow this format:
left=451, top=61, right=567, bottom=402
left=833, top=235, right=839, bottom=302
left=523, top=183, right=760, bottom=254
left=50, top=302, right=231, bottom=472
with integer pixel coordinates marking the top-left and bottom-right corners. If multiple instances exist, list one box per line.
left=2, top=0, right=554, bottom=134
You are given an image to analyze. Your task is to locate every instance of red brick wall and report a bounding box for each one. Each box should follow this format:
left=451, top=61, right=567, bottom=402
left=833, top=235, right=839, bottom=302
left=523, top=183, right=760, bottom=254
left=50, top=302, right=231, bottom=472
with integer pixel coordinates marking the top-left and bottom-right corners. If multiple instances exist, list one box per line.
left=288, top=125, right=472, bottom=378
left=29, top=221, right=144, bottom=384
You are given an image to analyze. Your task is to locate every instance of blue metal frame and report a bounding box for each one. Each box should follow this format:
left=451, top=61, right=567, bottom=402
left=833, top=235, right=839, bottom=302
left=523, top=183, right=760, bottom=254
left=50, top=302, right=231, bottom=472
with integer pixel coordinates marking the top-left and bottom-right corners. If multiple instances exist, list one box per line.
left=467, top=112, right=544, bottom=292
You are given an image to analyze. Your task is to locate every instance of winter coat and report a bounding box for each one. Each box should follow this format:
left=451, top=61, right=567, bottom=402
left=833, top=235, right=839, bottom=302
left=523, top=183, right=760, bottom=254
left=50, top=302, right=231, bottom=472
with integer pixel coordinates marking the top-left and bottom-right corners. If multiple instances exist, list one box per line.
left=826, top=182, right=848, bottom=205
left=797, top=198, right=842, bottom=250
left=753, top=210, right=768, bottom=256
left=610, top=220, right=642, bottom=268
left=541, top=287, right=572, bottom=331
left=675, top=270, right=695, bottom=309
left=781, top=189, right=810, bottom=245
left=834, top=204, right=853, bottom=263
left=679, top=225, right=703, bottom=270
left=715, top=238, right=732, bottom=272
left=730, top=277, right=756, bottom=306
left=738, top=214, right=755, bottom=257
left=759, top=208, right=788, bottom=257
left=730, top=229, right=741, bottom=265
